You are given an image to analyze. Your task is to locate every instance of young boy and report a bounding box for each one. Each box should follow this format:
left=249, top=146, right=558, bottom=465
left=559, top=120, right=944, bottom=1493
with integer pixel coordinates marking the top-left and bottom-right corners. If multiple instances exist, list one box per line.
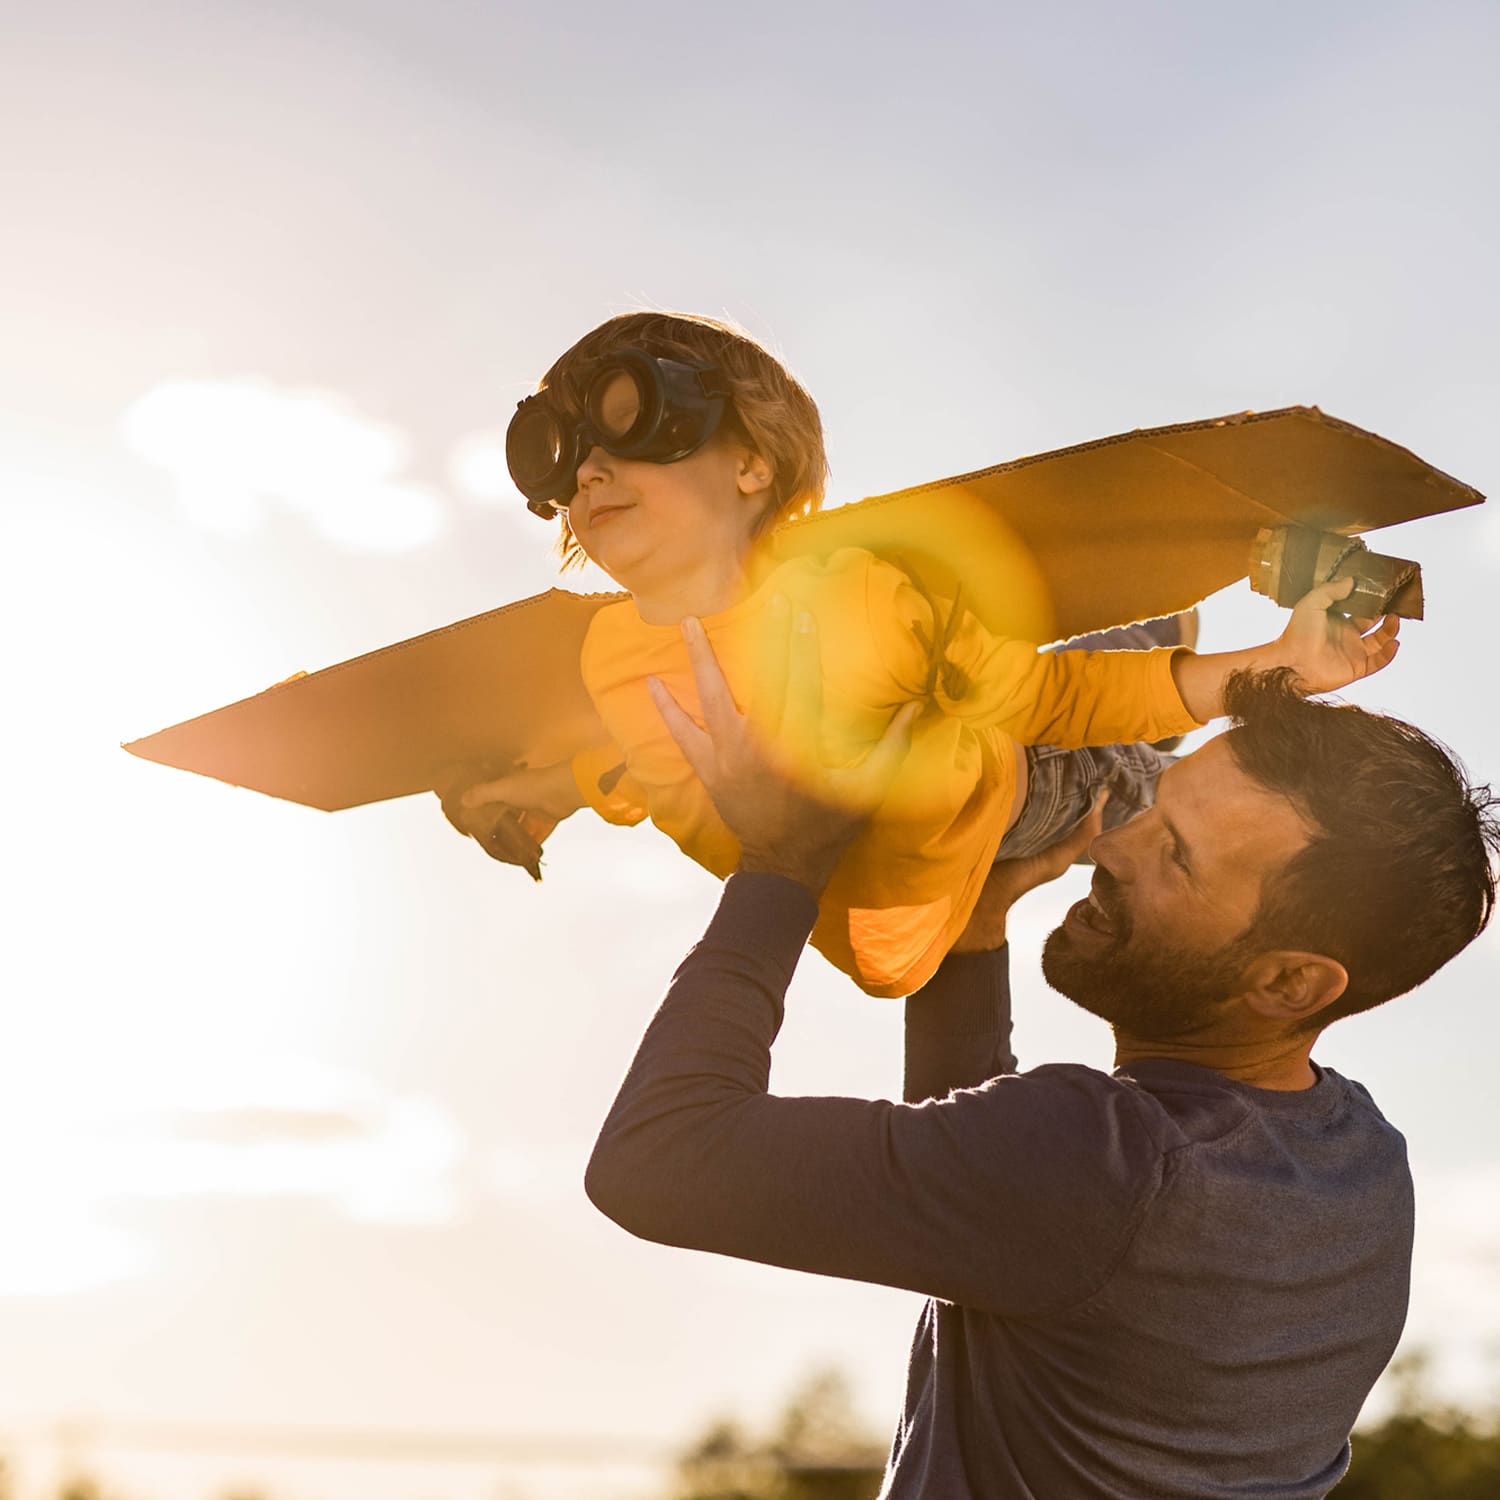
left=450, top=312, right=1398, bottom=997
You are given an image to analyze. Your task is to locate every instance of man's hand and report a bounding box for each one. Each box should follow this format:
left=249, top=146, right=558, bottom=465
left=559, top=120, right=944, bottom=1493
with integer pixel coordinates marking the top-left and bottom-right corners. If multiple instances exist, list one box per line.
left=647, top=599, right=919, bottom=895
left=950, top=791, right=1109, bottom=953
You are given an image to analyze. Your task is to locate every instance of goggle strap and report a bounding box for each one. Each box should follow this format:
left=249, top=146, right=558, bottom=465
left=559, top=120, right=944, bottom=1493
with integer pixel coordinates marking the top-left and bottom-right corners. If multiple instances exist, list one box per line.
left=696, top=368, right=732, bottom=400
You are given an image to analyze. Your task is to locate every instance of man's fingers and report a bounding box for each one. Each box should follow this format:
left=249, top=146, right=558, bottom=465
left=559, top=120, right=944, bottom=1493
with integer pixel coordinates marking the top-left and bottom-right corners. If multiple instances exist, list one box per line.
left=781, top=610, right=824, bottom=750
left=976, top=788, right=1111, bottom=922
left=748, top=594, right=792, bottom=740
left=854, top=700, right=920, bottom=800
left=1071, top=787, right=1110, bottom=854
left=681, top=617, right=746, bottom=743
left=648, top=675, right=718, bottom=785
left=1035, top=789, right=1109, bottom=880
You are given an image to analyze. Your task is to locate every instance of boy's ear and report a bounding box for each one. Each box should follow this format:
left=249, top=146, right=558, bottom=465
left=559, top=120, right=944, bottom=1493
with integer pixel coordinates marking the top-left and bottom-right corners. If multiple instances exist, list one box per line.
left=1237, top=950, right=1348, bottom=1027
left=736, top=448, right=775, bottom=498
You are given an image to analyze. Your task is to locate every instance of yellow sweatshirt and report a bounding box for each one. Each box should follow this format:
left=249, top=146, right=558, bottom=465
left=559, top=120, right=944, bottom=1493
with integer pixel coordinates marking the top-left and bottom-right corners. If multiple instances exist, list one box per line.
left=571, top=548, right=1200, bottom=997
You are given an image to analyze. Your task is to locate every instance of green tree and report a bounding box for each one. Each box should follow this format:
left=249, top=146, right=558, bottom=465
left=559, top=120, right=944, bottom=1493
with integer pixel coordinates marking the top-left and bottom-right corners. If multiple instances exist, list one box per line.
left=1337, top=1355, right=1500, bottom=1498
left=673, top=1369, right=885, bottom=1500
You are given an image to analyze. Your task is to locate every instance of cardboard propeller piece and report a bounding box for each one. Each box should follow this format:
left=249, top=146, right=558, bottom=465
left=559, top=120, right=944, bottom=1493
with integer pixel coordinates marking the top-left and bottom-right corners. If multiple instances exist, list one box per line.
left=124, top=405, right=1483, bottom=813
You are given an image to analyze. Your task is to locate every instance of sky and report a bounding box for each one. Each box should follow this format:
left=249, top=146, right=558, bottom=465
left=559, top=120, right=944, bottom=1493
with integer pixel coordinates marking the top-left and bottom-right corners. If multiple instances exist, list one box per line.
left=2, top=2, right=1499, bottom=1497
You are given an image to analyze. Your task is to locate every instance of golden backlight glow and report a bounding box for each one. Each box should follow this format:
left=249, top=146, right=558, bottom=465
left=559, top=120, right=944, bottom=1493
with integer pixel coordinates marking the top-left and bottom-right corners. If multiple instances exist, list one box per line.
left=1, top=450, right=466, bottom=1291
left=5, top=5, right=1499, bottom=1493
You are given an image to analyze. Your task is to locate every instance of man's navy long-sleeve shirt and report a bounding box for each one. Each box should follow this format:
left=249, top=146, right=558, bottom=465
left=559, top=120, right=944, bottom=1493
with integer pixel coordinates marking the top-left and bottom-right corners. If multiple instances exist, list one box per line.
left=585, top=874, right=1414, bottom=1499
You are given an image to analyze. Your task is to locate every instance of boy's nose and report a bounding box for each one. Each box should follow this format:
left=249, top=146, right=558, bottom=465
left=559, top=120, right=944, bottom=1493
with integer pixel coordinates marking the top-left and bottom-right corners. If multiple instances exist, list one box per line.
left=574, top=444, right=610, bottom=494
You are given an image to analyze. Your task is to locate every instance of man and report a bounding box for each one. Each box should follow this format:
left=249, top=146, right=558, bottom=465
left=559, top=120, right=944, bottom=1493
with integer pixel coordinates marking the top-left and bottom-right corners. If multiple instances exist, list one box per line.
left=583, top=611, right=1498, bottom=1499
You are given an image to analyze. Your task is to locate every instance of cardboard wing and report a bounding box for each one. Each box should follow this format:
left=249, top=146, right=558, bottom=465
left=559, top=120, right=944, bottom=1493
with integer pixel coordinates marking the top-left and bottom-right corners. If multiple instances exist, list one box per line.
left=772, top=405, right=1479, bottom=644
left=125, top=590, right=621, bottom=812
left=124, top=405, right=1483, bottom=812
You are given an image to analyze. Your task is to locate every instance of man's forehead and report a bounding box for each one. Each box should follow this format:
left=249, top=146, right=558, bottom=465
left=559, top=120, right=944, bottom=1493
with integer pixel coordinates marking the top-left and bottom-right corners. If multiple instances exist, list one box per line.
left=1162, top=737, right=1316, bottom=868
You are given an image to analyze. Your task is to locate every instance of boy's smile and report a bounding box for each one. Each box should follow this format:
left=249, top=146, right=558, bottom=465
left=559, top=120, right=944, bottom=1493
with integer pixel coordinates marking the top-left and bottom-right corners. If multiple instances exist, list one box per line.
left=578, top=494, right=633, bottom=527
left=567, top=437, right=776, bottom=623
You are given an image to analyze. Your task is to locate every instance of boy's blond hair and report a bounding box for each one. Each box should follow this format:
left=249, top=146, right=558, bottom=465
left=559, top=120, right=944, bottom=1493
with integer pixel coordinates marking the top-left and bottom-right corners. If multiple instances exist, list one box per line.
left=538, top=310, right=829, bottom=572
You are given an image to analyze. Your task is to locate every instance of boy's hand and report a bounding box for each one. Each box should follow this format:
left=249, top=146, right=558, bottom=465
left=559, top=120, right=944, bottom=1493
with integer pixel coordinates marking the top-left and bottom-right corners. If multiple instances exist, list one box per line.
left=458, top=761, right=586, bottom=824
left=648, top=604, right=919, bottom=895
left=1171, top=577, right=1401, bottom=721
left=434, top=761, right=583, bottom=880
left=1268, top=576, right=1401, bottom=694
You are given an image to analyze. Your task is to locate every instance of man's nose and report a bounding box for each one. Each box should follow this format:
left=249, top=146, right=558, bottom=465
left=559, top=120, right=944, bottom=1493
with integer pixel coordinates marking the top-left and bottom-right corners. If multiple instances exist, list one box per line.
left=1089, top=820, right=1132, bottom=881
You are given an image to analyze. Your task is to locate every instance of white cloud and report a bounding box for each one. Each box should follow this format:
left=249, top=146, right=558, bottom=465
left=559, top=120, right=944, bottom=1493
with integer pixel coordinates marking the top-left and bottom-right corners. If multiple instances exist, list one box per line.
left=120, top=378, right=446, bottom=552
left=94, top=1094, right=467, bottom=1227
left=113, top=1056, right=468, bottom=1226
left=488, top=1140, right=587, bottom=1203
left=309, top=476, right=445, bottom=553
left=0, top=1055, right=470, bottom=1297
left=1377, top=1161, right=1500, bottom=1411
left=0, top=1210, right=150, bottom=1298
left=446, top=425, right=601, bottom=597
left=448, top=428, right=515, bottom=506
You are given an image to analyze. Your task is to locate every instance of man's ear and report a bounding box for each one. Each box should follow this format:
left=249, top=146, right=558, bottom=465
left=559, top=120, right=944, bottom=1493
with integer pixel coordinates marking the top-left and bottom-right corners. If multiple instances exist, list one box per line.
left=735, top=448, right=775, bottom=499
left=1238, top=950, right=1349, bottom=1026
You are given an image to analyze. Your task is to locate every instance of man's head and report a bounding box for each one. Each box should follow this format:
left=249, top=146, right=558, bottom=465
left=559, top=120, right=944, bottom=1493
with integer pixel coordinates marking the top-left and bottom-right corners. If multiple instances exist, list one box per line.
left=1043, top=670, right=1498, bottom=1044
left=532, top=311, right=828, bottom=574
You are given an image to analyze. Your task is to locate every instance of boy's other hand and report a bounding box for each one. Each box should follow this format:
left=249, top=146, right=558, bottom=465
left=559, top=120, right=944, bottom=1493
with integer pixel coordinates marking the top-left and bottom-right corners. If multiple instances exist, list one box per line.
left=1271, top=576, right=1401, bottom=694
left=434, top=761, right=583, bottom=879
left=1171, top=576, right=1401, bottom=721
left=457, top=761, right=585, bottom=824
left=648, top=602, right=919, bottom=895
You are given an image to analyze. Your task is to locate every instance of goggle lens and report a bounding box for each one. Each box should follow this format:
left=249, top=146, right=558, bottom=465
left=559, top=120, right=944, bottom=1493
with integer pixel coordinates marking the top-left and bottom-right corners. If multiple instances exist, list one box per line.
left=506, top=348, right=728, bottom=515
left=586, top=367, right=646, bottom=443
left=506, top=403, right=566, bottom=489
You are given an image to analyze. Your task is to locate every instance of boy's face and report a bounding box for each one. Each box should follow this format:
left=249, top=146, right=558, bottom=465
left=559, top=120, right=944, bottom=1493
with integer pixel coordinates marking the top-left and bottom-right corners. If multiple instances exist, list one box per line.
left=566, top=433, right=772, bottom=600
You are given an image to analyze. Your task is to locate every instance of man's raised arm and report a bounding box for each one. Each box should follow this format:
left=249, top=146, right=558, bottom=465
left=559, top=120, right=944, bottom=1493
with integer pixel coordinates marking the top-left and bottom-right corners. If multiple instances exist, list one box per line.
left=584, top=608, right=1131, bottom=1313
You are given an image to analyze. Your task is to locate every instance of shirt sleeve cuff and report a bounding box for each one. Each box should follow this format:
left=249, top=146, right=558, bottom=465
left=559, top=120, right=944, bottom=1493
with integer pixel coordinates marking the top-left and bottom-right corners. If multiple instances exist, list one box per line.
left=705, top=873, right=820, bottom=969
left=571, top=743, right=649, bottom=826
left=1154, top=646, right=1209, bottom=733
left=911, top=943, right=1010, bottom=1031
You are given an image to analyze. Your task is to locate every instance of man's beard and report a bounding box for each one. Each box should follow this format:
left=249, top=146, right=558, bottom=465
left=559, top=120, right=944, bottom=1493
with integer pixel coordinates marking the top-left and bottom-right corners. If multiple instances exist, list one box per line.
left=1041, top=866, right=1253, bottom=1041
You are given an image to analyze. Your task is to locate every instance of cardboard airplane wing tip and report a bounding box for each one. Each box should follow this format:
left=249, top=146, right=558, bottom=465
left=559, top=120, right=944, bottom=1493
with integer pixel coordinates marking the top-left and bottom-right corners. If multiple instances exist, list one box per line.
left=122, top=587, right=618, bottom=811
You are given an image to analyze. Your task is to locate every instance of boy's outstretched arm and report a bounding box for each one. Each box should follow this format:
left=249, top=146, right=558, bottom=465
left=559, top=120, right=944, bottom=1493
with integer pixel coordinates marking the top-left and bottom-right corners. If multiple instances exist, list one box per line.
left=439, top=742, right=649, bottom=870
left=1171, top=576, right=1401, bottom=722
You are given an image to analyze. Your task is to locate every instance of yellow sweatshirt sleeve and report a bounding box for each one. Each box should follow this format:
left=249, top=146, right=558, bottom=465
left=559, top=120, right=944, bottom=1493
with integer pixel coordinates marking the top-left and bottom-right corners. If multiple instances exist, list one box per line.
left=868, top=559, right=1204, bottom=749
left=571, top=741, right=650, bottom=827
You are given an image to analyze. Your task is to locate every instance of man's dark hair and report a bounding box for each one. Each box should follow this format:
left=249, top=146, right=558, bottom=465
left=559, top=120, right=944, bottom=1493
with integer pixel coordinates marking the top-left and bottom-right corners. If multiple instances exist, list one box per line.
left=1222, top=669, right=1499, bottom=1030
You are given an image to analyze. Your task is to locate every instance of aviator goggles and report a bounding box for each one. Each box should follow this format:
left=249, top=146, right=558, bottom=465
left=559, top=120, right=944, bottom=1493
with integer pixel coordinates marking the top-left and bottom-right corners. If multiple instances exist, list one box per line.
left=507, top=348, right=733, bottom=518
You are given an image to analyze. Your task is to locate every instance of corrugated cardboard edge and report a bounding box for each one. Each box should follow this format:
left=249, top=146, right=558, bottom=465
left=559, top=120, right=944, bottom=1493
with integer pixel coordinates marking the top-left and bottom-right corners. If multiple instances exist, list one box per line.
left=121, top=586, right=625, bottom=755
